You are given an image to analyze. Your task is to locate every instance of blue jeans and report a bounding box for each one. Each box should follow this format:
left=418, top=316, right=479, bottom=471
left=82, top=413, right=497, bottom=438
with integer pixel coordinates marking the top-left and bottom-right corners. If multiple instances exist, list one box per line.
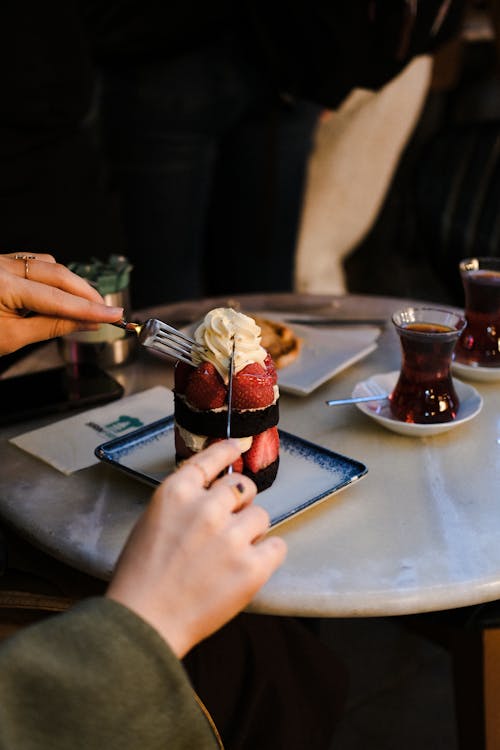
left=99, top=45, right=320, bottom=309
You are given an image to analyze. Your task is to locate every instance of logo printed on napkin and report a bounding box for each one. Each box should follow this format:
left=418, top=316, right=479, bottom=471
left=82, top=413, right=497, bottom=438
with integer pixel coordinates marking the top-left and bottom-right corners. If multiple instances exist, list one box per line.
left=85, top=414, right=146, bottom=440
left=10, top=386, right=173, bottom=475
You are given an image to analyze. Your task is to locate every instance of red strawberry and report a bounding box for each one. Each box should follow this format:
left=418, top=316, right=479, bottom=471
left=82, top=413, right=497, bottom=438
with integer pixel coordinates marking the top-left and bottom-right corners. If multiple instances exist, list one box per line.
left=232, top=362, right=275, bottom=410
left=243, top=427, right=279, bottom=473
left=231, top=456, right=244, bottom=473
left=264, top=353, right=278, bottom=385
left=174, top=361, right=194, bottom=395
left=185, top=362, right=227, bottom=410
left=205, top=437, right=244, bottom=473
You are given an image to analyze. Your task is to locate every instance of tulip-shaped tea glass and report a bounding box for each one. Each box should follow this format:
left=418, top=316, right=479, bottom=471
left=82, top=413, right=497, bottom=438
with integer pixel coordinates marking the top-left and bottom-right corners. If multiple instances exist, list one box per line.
left=390, top=307, right=466, bottom=424
left=454, top=257, right=500, bottom=367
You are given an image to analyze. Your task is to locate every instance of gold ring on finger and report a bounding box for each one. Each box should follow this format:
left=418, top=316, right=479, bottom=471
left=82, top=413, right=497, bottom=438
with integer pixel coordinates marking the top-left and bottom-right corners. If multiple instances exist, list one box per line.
left=14, top=255, right=36, bottom=279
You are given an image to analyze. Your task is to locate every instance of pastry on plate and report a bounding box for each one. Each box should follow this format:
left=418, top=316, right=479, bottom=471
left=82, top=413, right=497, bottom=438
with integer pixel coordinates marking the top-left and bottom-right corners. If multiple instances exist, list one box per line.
left=250, top=315, right=302, bottom=369
left=173, top=308, right=280, bottom=491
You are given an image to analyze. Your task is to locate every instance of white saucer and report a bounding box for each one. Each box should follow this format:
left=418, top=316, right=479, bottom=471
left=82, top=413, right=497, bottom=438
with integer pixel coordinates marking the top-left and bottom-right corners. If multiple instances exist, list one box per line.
left=452, top=358, right=500, bottom=383
left=352, top=371, right=483, bottom=437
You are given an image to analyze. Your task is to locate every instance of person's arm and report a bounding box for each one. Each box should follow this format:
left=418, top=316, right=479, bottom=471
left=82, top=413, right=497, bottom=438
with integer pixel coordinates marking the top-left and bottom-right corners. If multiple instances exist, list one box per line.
left=0, top=597, right=222, bottom=750
left=0, top=442, right=286, bottom=747
left=106, top=440, right=287, bottom=658
left=0, top=253, right=123, bottom=355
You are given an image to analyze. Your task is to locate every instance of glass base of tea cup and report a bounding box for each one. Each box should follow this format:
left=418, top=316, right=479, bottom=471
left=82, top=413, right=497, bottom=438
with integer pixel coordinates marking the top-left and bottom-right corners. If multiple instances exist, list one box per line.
left=389, top=395, right=459, bottom=424
left=390, top=372, right=460, bottom=424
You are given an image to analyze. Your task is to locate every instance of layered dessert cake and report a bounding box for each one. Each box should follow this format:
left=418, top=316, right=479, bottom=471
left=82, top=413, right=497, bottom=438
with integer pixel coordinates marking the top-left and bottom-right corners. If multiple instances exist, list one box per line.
left=174, top=308, right=280, bottom=491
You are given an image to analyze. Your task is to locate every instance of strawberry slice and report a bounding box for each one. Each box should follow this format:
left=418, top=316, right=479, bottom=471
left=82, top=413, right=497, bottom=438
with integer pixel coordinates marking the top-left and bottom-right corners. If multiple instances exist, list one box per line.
left=174, top=361, right=194, bottom=395
left=264, top=353, right=278, bottom=385
left=230, top=456, right=244, bottom=473
left=185, top=362, right=227, bottom=410
left=205, top=437, right=244, bottom=473
left=232, top=362, right=275, bottom=410
left=243, top=427, right=279, bottom=473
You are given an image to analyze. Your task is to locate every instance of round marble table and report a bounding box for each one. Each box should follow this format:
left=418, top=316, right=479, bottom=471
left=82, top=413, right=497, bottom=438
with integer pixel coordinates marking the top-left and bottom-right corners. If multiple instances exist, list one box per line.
left=1, top=292, right=499, bottom=617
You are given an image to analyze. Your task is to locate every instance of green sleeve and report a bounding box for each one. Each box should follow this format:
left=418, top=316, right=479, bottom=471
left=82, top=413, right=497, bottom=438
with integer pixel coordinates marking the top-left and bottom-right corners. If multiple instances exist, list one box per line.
left=0, top=597, right=221, bottom=750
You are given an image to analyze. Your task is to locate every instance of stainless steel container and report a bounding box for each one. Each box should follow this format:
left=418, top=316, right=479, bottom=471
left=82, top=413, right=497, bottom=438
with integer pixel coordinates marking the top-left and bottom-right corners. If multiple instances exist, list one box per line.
left=58, top=289, right=137, bottom=368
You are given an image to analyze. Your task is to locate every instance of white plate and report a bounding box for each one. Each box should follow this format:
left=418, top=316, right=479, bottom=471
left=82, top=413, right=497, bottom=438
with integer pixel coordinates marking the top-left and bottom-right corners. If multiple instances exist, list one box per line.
left=452, top=358, right=500, bottom=383
left=352, top=371, right=483, bottom=437
left=262, top=317, right=380, bottom=396
left=95, top=417, right=368, bottom=527
left=278, top=323, right=380, bottom=396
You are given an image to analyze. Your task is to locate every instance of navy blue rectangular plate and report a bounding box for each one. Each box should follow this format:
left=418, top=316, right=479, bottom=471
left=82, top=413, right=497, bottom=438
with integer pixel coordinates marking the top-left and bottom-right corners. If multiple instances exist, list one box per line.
left=95, top=417, right=368, bottom=527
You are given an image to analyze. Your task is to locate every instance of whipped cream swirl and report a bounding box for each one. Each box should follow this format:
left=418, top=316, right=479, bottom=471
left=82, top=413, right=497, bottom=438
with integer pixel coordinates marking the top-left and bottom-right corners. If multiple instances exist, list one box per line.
left=192, top=307, right=267, bottom=381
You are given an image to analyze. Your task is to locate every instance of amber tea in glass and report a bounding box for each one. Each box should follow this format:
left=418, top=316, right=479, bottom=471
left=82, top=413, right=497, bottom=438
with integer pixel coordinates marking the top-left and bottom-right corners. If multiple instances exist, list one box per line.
left=454, top=257, right=500, bottom=367
left=391, top=308, right=465, bottom=424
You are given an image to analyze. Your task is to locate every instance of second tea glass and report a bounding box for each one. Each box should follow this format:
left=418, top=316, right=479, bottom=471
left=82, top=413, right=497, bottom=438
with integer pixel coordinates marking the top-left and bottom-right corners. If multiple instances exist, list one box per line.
left=390, top=307, right=465, bottom=424
left=454, top=257, right=500, bottom=368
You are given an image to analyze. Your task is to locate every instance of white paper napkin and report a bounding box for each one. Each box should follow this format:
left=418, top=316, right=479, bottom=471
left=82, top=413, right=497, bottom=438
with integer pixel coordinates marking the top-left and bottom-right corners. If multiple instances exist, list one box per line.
left=10, top=386, right=173, bottom=475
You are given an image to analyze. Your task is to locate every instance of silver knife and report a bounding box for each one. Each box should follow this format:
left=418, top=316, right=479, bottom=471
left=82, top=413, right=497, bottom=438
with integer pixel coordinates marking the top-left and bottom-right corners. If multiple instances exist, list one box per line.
left=283, top=317, right=387, bottom=327
left=226, top=339, right=236, bottom=474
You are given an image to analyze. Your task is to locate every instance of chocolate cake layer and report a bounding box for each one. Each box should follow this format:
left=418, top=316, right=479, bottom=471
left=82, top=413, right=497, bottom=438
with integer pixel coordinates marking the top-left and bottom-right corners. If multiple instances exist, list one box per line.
left=245, top=457, right=280, bottom=493
left=175, top=455, right=280, bottom=493
left=174, top=394, right=279, bottom=438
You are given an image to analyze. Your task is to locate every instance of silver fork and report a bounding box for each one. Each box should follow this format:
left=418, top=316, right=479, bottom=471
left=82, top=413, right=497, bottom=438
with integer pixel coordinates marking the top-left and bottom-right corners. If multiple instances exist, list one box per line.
left=112, top=318, right=204, bottom=366
left=326, top=379, right=389, bottom=406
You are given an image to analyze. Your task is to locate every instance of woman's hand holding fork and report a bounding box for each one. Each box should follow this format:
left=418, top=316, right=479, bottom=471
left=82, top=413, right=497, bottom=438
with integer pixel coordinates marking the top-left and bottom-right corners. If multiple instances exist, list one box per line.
left=0, top=252, right=123, bottom=355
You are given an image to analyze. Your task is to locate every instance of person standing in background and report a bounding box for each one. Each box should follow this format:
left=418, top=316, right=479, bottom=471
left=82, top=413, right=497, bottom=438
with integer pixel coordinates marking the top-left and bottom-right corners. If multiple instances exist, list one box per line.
left=0, top=2, right=463, bottom=306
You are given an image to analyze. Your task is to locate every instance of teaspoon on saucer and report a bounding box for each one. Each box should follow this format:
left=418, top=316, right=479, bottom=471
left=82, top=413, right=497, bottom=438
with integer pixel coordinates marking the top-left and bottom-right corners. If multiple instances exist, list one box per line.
left=326, top=394, right=389, bottom=406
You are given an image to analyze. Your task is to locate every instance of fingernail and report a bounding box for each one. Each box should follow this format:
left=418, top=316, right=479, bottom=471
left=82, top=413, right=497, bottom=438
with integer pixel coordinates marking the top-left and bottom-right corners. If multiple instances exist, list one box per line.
left=107, top=306, right=124, bottom=315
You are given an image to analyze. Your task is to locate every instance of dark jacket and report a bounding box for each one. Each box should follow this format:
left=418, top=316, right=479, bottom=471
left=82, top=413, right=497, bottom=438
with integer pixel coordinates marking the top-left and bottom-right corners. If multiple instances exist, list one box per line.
left=0, top=1, right=463, bottom=263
